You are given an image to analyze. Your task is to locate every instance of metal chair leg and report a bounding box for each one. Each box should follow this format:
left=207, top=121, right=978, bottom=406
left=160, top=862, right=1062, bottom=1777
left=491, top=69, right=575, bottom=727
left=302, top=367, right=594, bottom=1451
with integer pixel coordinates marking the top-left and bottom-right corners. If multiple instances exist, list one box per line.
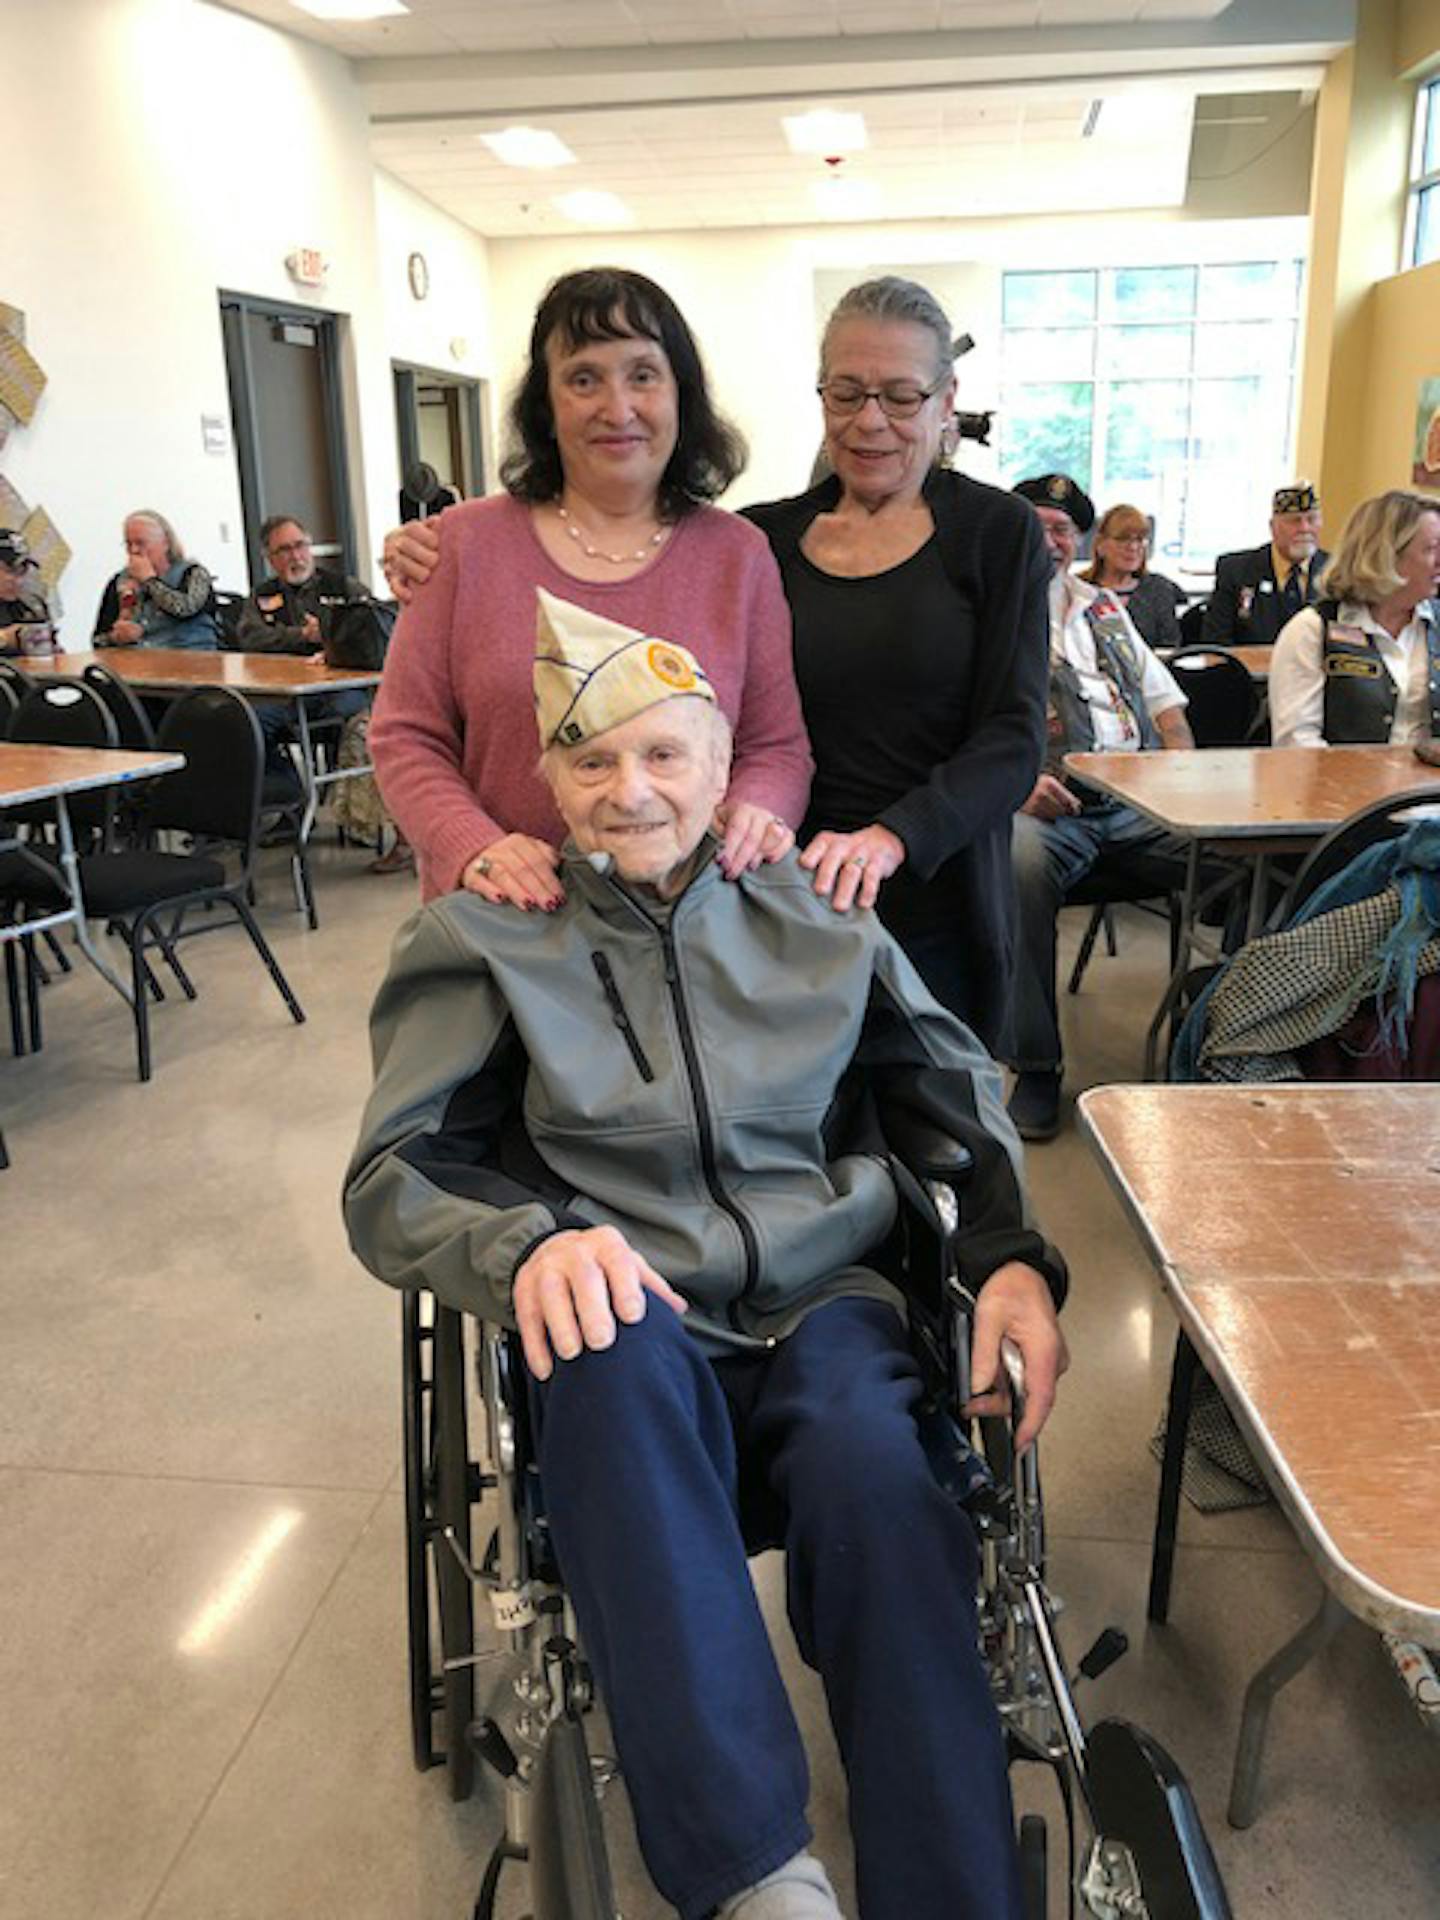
left=1067, top=905, right=1107, bottom=995
left=232, top=895, right=306, bottom=1025
left=1228, top=1590, right=1347, bottom=1829
left=1148, top=1329, right=1200, bottom=1624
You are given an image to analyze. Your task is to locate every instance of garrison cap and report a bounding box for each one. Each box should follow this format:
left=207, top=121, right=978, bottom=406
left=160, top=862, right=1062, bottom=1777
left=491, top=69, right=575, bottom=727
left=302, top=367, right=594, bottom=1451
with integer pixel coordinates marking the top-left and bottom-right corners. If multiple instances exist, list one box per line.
left=1272, top=481, right=1319, bottom=514
left=1012, top=473, right=1095, bottom=533
left=534, top=589, right=715, bottom=750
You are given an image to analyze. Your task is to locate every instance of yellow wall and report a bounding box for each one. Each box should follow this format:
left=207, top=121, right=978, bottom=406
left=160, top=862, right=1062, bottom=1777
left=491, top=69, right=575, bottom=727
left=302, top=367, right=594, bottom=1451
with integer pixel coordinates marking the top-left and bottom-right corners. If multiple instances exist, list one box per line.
left=1296, top=0, right=1421, bottom=527
left=1356, top=259, right=1440, bottom=498
left=1397, top=0, right=1440, bottom=74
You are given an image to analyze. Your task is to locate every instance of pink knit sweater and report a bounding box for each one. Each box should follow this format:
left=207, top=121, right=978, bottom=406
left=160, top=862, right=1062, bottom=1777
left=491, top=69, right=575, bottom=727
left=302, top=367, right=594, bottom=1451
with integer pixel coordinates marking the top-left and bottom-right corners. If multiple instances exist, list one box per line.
left=370, top=496, right=814, bottom=898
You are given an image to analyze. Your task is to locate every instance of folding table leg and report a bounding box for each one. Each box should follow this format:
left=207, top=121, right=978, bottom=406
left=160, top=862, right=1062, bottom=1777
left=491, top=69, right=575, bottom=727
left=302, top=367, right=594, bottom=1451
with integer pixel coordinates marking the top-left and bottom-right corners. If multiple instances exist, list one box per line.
left=1148, top=1327, right=1200, bottom=1624
left=1228, top=1589, right=1348, bottom=1829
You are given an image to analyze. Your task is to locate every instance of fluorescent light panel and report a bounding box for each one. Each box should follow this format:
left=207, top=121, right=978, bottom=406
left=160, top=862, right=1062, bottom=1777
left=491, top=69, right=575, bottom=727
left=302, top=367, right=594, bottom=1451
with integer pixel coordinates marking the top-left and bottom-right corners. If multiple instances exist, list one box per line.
left=481, top=126, right=576, bottom=170
left=784, top=109, right=868, bottom=155
left=292, top=0, right=408, bottom=19
left=553, top=189, right=634, bottom=226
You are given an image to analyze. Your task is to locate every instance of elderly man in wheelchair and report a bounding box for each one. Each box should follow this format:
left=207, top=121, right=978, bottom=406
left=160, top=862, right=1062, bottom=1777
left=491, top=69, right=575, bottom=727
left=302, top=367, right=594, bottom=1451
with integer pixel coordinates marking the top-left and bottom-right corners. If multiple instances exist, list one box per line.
left=345, top=595, right=1227, bottom=1920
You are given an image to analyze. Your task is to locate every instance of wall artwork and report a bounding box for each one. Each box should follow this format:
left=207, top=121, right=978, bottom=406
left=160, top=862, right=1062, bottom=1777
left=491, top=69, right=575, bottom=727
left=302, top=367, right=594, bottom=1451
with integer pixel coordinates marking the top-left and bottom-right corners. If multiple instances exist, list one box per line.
left=0, top=303, right=68, bottom=610
left=1413, top=375, right=1440, bottom=491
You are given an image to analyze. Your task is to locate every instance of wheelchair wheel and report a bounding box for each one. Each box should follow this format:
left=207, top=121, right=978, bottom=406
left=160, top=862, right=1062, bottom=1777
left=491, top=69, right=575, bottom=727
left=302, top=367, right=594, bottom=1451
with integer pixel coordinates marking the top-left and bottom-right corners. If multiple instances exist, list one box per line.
left=1084, top=1719, right=1232, bottom=1920
left=528, top=1710, right=619, bottom=1920
left=1019, top=1813, right=1047, bottom=1920
left=432, top=1304, right=478, bottom=1801
left=402, top=1291, right=440, bottom=1774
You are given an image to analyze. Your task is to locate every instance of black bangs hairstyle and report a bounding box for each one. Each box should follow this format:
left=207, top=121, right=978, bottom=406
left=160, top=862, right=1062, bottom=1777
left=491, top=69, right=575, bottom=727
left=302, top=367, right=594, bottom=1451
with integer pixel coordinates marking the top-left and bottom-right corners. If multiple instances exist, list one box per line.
left=499, top=266, right=747, bottom=519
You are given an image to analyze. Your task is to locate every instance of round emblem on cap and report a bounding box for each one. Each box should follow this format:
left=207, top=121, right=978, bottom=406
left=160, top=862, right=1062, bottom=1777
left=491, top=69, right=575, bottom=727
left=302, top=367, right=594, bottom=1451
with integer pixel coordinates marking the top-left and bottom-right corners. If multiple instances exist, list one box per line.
left=647, top=641, right=697, bottom=691
left=1046, top=475, right=1068, bottom=502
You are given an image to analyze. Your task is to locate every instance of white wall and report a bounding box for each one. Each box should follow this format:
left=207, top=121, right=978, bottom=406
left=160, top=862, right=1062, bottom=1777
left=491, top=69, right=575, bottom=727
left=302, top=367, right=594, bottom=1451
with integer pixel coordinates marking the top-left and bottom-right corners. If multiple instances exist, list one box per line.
left=488, top=213, right=1309, bottom=511
left=373, top=169, right=492, bottom=386
left=5, top=0, right=490, bottom=627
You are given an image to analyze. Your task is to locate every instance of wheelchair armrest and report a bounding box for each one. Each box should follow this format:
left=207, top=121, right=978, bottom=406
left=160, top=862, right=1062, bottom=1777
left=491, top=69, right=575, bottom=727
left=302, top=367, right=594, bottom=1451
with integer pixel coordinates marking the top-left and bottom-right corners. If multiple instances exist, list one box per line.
left=880, top=1106, right=976, bottom=1189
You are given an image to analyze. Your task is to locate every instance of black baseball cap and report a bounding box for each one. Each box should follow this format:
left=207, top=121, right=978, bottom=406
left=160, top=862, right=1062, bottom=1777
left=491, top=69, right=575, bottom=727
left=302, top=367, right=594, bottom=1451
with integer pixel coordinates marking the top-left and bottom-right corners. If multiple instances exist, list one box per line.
left=1012, top=473, right=1095, bottom=533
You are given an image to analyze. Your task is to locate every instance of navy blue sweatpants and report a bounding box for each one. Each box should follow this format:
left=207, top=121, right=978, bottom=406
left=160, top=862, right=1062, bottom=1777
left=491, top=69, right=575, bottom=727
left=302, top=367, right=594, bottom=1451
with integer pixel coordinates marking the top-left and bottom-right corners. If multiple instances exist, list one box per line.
left=534, top=1294, right=1023, bottom=1920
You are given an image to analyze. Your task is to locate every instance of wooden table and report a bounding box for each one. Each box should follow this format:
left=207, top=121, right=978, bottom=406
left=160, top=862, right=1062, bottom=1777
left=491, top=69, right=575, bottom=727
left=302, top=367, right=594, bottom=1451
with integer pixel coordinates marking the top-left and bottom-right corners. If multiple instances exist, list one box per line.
left=28, top=650, right=382, bottom=926
left=1064, top=746, right=1440, bottom=1074
left=1, top=746, right=186, bottom=1156
left=1080, top=1082, right=1440, bottom=1824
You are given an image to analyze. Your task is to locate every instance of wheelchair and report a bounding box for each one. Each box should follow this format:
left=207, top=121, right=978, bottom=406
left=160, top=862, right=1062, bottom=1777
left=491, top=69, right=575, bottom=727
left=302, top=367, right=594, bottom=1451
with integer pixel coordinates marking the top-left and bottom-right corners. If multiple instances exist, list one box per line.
left=401, top=1139, right=1232, bottom=1920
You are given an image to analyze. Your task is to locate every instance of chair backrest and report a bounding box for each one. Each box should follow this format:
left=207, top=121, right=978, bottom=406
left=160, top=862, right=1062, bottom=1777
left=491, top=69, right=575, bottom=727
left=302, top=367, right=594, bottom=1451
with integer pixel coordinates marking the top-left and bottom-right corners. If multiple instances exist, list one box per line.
left=150, top=686, right=265, bottom=847
left=0, top=674, right=20, bottom=738
left=8, top=679, right=120, bottom=835
left=212, top=589, right=247, bottom=649
left=1164, top=646, right=1260, bottom=748
left=1278, top=790, right=1440, bottom=923
left=80, top=661, right=157, bottom=749
left=0, top=657, right=33, bottom=727
left=1176, top=601, right=1208, bottom=646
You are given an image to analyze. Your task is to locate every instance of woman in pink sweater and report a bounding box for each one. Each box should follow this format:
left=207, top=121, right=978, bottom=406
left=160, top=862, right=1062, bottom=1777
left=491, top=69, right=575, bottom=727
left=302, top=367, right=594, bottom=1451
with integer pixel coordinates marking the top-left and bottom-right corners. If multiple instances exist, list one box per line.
left=371, top=268, right=812, bottom=906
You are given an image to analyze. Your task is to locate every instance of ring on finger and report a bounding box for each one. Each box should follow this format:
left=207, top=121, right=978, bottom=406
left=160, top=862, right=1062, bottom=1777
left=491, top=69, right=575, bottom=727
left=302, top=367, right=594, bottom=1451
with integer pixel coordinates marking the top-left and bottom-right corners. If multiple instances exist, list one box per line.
left=474, top=855, right=492, bottom=877
left=846, top=852, right=868, bottom=870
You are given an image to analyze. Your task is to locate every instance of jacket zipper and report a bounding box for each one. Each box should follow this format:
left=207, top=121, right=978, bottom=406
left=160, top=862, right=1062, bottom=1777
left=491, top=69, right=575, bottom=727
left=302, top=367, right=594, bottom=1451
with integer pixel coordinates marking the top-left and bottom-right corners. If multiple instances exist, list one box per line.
left=659, top=926, right=761, bottom=1326
left=590, top=950, right=655, bottom=1083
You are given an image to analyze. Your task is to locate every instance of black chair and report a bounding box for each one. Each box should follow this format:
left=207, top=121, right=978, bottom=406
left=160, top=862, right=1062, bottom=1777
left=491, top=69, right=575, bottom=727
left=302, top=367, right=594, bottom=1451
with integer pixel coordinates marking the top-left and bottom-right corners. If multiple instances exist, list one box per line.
left=7, top=686, right=305, bottom=1080
left=0, top=675, right=21, bottom=737
left=8, top=681, right=119, bottom=839
left=1277, top=788, right=1440, bottom=924
left=213, top=589, right=247, bottom=648
left=1065, top=859, right=1182, bottom=996
left=0, top=658, right=32, bottom=722
left=1164, top=647, right=1260, bottom=748
left=1176, top=601, right=1209, bottom=646
left=79, top=661, right=157, bottom=749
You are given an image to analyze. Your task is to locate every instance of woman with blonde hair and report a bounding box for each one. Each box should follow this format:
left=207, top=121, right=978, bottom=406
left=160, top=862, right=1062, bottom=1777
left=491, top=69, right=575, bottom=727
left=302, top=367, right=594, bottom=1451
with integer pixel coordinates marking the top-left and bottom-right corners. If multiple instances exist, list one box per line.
left=1269, top=488, right=1440, bottom=747
left=93, top=510, right=219, bottom=650
left=1079, top=502, right=1187, bottom=650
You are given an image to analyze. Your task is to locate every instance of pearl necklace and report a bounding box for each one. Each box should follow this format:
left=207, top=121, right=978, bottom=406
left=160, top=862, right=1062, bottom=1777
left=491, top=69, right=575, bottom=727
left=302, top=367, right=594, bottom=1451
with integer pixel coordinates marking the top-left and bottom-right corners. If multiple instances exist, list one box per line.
left=557, top=504, right=669, bottom=565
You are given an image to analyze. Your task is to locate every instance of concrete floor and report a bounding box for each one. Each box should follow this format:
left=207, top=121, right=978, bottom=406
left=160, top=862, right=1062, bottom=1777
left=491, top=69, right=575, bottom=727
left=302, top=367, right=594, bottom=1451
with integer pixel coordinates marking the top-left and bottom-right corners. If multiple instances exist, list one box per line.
left=2, top=842, right=1436, bottom=1920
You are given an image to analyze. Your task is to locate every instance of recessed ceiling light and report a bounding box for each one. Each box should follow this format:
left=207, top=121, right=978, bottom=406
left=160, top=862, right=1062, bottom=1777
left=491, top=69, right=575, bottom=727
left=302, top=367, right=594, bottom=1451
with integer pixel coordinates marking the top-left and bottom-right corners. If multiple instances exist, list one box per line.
left=784, top=109, right=868, bottom=156
left=553, top=190, right=634, bottom=227
left=481, top=126, right=576, bottom=170
left=292, top=0, right=408, bottom=19
left=810, top=174, right=881, bottom=219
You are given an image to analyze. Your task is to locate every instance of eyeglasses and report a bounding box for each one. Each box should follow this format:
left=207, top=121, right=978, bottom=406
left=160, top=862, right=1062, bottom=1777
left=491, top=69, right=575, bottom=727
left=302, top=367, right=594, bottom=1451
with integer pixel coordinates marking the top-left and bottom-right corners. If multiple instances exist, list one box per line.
left=816, top=379, right=943, bottom=420
left=269, top=539, right=312, bottom=559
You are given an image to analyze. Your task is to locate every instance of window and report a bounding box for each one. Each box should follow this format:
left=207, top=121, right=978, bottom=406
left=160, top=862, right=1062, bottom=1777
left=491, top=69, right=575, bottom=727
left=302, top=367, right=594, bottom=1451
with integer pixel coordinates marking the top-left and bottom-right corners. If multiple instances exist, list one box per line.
left=998, top=260, right=1304, bottom=567
left=1405, top=77, right=1440, bottom=269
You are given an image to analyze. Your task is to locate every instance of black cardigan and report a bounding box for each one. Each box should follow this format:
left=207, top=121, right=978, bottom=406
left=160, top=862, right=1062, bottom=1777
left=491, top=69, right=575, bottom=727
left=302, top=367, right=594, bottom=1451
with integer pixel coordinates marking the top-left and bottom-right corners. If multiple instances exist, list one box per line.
left=742, top=468, right=1050, bottom=1049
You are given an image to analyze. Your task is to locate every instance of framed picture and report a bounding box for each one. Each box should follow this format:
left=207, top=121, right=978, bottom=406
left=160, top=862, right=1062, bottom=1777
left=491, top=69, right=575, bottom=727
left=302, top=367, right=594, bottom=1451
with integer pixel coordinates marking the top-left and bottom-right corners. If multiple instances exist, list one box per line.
left=1413, top=375, right=1440, bottom=488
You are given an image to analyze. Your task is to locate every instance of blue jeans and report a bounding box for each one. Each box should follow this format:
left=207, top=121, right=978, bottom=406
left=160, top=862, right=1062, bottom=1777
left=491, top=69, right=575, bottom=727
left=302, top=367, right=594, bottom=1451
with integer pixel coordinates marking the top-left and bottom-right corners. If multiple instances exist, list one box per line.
left=534, top=1296, right=1022, bottom=1920
left=257, top=690, right=368, bottom=773
left=1009, top=799, right=1190, bottom=1073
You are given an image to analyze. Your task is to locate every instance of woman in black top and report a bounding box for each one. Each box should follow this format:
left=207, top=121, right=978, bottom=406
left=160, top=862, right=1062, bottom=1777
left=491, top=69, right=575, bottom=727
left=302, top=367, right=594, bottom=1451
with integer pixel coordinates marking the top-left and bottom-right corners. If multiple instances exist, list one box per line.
left=1079, top=502, right=1187, bottom=650
left=744, top=277, right=1050, bottom=1049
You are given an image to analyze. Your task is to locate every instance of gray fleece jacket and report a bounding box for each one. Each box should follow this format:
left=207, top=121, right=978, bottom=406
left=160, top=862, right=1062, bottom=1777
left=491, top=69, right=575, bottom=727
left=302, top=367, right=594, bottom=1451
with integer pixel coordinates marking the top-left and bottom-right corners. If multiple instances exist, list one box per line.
left=343, top=844, right=1065, bottom=1353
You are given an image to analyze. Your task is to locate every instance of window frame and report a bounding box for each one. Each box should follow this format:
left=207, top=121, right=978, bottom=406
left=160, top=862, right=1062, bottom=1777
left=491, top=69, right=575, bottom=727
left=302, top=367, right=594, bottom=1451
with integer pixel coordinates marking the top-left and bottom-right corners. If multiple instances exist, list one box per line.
left=1404, top=76, right=1440, bottom=270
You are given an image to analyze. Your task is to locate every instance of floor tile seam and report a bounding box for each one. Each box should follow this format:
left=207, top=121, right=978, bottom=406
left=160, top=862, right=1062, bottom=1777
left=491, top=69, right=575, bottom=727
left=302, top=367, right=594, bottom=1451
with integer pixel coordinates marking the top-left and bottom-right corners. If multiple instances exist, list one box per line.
left=0, top=1459, right=391, bottom=1496
left=134, top=1479, right=393, bottom=1920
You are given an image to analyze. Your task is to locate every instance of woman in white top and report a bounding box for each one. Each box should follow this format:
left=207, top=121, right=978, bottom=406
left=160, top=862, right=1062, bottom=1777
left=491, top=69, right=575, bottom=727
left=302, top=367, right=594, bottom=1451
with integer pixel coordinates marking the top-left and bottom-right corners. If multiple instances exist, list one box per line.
left=1270, top=489, right=1440, bottom=748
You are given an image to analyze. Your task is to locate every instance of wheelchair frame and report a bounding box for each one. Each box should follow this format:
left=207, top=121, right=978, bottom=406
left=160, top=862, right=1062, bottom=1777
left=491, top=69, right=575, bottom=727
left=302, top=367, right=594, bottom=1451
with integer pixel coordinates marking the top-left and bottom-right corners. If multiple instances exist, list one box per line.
left=401, top=1174, right=1232, bottom=1920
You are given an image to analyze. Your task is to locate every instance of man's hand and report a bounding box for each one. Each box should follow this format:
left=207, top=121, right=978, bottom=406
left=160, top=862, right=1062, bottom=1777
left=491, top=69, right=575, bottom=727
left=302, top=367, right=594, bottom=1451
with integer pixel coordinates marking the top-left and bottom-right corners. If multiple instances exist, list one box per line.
left=126, top=555, right=156, bottom=583
left=380, top=518, right=443, bottom=605
left=300, top=613, right=322, bottom=645
left=514, top=1224, right=688, bottom=1381
left=714, top=800, right=794, bottom=879
left=108, top=621, right=144, bottom=646
left=462, top=833, right=563, bottom=912
left=1020, top=773, right=1082, bottom=822
left=964, top=1261, right=1068, bottom=1453
left=798, top=823, right=905, bottom=912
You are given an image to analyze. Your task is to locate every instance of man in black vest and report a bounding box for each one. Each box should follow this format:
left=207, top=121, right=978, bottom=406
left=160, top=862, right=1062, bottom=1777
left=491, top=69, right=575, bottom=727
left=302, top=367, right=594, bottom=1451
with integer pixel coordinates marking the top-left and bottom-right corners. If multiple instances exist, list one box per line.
left=1007, top=475, right=1194, bottom=1141
left=1201, top=482, right=1328, bottom=645
left=238, top=514, right=382, bottom=782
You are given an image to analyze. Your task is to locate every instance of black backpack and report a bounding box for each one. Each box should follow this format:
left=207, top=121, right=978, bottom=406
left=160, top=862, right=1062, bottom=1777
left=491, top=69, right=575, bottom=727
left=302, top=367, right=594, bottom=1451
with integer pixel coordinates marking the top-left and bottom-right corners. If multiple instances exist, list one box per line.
left=324, top=599, right=397, bottom=671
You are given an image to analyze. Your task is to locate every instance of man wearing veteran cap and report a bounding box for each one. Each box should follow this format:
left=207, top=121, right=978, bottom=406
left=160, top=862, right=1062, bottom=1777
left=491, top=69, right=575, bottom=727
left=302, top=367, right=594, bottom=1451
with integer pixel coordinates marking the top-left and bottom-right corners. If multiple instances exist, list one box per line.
left=1202, top=481, right=1328, bottom=646
left=0, top=531, right=55, bottom=655
left=347, top=590, right=1068, bottom=1920
left=1007, top=475, right=1194, bottom=1141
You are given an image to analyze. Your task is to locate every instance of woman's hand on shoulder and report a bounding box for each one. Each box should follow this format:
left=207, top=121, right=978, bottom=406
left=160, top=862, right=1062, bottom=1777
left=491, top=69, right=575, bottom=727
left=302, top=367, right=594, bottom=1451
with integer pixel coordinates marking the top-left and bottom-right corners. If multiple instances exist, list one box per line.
left=461, top=833, right=563, bottom=912
left=380, top=516, right=445, bottom=605
left=713, top=800, right=795, bottom=879
left=798, top=824, right=905, bottom=912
